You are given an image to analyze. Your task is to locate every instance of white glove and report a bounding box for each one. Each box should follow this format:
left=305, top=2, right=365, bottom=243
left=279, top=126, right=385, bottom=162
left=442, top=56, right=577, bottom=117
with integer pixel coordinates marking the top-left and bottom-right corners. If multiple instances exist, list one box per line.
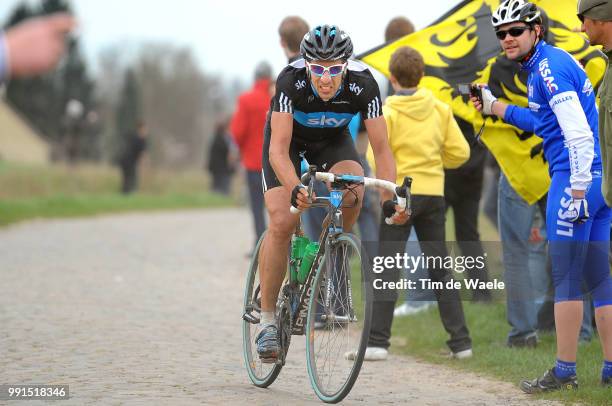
left=567, top=198, right=590, bottom=224
left=480, top=86, right=498, bottom=115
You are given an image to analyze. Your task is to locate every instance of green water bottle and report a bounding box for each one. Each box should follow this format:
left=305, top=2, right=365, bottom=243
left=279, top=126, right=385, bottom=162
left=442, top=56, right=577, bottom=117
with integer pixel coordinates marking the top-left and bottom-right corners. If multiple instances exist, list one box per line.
left=298, top=242, right=319, bottom=284
left=291, top=235, right=310, bottom=282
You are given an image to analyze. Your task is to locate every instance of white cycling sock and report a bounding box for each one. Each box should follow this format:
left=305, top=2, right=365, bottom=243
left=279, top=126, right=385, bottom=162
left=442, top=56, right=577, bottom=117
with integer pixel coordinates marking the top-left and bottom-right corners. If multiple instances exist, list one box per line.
left=260, top=311, right=275, bottom=326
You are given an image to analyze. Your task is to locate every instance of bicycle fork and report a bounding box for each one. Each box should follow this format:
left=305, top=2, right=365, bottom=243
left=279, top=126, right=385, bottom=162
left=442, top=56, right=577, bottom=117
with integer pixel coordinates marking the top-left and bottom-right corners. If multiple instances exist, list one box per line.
left=321, top=237, right=357, bottom=323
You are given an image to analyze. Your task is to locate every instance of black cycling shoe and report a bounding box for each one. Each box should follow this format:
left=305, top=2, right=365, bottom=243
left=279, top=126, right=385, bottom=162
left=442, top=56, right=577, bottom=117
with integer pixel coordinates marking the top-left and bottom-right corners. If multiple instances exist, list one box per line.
left=520, top=368, right=578, bottom=394
left=255, top=325, right=279, bottom=363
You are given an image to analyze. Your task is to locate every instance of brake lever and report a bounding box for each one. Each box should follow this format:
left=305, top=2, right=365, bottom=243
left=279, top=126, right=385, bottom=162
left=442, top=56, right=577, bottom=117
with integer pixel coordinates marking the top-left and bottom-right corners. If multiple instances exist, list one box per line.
left=385, top=177, right=413, bottom=225
left=307, top=165, right=317, bottom=203
left=291, top=165, right=318, bottom=214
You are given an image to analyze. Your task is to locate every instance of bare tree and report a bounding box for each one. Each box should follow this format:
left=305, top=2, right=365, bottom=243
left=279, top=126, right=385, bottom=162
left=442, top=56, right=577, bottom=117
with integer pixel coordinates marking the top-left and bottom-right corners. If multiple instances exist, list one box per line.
left=135, top=43, right=214, bottom=169
left=95, top=46, right=128, bottom=163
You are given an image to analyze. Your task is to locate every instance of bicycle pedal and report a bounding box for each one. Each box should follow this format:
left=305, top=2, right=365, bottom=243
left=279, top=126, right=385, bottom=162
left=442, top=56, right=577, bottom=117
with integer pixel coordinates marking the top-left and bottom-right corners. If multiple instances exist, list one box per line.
left=260, top=356, right=277, bottom=364
left=242, top=312, right=260, bottom=324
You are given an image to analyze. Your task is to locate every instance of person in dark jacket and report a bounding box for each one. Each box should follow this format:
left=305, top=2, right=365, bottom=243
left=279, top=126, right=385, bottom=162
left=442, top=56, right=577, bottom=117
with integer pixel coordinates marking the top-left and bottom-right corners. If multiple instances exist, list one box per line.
left=119, top=121, right=148, bottom=195
left=207, top=119, right=235, bottom=195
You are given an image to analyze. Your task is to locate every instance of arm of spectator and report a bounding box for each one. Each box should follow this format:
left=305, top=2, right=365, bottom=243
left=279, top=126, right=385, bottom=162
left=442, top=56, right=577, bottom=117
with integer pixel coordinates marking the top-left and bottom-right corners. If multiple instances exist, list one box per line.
left=3, top=13, right=75, bottom=79
left=470, top=85, right=536, bottom=133
left=442, top=108, right=470, bottom=168
left=504, top=105, right=536, bottom=133
left=544, top=67, right=593, bottom=195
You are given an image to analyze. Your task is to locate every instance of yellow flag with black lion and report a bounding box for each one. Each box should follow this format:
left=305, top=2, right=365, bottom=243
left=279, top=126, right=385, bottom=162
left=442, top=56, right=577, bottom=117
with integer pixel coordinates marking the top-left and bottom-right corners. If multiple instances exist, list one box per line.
left=359, top=0, right=606, bottom=204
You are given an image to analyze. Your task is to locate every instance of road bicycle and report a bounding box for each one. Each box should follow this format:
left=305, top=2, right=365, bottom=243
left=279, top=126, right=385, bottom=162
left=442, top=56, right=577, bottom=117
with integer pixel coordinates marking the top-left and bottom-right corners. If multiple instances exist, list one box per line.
left=242, top=165, right=411, bottom=403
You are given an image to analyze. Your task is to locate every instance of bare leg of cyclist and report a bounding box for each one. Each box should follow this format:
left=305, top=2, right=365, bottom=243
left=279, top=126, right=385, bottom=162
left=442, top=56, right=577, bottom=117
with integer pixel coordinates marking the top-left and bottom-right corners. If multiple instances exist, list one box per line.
left=329, top=160, right=364, bottom=230
left=259, top=186, right=300, bottom=314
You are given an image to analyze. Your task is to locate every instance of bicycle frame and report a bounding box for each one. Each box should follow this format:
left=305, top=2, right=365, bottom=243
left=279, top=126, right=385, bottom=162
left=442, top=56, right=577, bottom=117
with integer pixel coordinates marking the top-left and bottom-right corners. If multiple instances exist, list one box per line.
left=242, top=165, right=412, bottom=400
left=289, top=186, right=347, bottom=335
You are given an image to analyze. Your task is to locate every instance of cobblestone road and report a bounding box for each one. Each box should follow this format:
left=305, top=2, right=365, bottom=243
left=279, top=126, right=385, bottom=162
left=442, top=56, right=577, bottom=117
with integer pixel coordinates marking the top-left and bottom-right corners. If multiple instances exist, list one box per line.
left=0, top=209, right=558, bottom=405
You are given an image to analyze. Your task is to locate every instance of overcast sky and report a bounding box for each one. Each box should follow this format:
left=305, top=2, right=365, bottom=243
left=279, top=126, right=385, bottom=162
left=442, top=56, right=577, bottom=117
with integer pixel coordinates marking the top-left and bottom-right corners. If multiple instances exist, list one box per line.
left=0, top=0, right=460, bottom=82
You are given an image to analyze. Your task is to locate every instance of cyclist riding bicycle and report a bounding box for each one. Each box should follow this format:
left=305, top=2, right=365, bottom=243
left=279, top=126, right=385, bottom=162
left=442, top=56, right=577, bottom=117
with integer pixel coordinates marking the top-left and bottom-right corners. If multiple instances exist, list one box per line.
left=471, top=0, right=612, bottom=392
left=256, top=24, right=407, bottom=362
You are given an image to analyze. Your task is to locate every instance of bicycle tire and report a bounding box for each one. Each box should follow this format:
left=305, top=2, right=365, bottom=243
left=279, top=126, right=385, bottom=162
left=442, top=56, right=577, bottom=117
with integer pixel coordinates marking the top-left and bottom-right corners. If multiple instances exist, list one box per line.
left=305, top=232, right=372, bottom=403
left=241, top=231, right=283, bottom=387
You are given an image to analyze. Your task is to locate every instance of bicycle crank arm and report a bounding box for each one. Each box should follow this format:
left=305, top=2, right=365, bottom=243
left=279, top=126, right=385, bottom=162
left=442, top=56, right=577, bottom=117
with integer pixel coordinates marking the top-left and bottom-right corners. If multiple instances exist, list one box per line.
left=321, top=314, right=358, bottom=323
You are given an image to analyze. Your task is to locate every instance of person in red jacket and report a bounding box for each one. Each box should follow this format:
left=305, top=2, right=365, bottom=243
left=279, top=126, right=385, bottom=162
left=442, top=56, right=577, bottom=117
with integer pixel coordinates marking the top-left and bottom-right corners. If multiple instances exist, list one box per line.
left=230, top=62, right=273, bottom=247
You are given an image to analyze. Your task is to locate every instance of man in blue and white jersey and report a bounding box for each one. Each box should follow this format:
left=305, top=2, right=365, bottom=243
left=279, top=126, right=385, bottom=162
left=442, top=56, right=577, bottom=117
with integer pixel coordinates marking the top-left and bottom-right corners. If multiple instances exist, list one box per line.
left=471, top=0, right=612, bottom=392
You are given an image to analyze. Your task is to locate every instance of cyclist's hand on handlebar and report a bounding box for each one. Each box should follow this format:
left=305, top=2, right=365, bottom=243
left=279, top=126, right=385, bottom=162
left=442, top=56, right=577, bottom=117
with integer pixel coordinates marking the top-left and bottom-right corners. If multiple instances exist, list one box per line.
left=392, top=205, right=410, bottom=225
left=382, top=200, right=410, bottom=225
left=291, top=184, right=315, bottom=211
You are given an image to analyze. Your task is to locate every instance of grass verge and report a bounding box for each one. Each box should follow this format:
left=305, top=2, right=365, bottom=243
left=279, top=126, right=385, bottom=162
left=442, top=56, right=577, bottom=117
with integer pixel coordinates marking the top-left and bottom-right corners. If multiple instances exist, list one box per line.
left=0, top=192, right=233, bottom=227
left=391, top=302, right=609, bottom=405
left=0, top=162, right=236, bottom=227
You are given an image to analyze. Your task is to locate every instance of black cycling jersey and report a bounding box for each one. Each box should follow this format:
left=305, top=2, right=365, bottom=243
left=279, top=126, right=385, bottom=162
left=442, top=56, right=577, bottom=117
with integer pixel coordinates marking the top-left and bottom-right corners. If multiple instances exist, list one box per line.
left=261, top=58, right=382, bottom=192
left=269, top=58, right=383, bottom=142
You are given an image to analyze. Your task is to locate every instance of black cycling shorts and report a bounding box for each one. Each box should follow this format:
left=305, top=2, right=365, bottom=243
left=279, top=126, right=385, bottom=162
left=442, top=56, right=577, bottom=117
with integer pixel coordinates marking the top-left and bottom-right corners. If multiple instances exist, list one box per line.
left=261, top=126, right=361, bottom=193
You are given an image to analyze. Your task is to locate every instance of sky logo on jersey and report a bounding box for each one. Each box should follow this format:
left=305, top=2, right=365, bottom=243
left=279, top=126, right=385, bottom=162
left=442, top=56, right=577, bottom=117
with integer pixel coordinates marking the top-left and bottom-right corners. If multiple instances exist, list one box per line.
left=294, top=110, right=354, bottom=128
left=529, top=101, right=540, bottom=112
left=539, top=58, right=559, bottom=93
left=295, top=80, right=306, bottom=90
left=349, top=82, right=363, bottom=95
left=307, top=116, right=349, bottom=127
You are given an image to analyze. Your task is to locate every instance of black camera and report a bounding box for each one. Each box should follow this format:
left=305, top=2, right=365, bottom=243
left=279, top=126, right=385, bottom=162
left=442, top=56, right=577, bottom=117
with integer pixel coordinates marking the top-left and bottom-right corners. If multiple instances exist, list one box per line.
left=457, top=83, right=482, bottom=104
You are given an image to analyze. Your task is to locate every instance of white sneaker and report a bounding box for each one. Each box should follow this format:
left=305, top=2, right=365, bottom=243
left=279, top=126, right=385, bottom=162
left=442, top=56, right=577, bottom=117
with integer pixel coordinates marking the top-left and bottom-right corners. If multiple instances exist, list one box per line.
left=451, top=348, right=473, bottom=360
left=364, top=347, right=388, bottom=360
left=344, top=347, right=388, bottom=361
left=394, top=302, right=436, bottom=317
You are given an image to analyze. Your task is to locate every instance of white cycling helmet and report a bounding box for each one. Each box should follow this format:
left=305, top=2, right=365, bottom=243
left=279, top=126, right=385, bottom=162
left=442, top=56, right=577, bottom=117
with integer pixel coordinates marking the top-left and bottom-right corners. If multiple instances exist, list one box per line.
left=491, top=0, right=541, bottom=28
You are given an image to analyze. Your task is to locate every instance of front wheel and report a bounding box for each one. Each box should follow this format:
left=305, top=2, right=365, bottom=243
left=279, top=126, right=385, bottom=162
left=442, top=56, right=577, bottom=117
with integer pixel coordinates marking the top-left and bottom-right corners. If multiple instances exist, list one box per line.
left=305, top=233, right=372, bottom=403
left=241, top=231, right=283, bottom=387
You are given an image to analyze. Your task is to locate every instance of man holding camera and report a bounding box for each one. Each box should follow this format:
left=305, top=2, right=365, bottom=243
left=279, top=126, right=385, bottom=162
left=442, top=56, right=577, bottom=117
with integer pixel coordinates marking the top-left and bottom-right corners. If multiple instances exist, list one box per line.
left=471, top=0, right=612, bottom=393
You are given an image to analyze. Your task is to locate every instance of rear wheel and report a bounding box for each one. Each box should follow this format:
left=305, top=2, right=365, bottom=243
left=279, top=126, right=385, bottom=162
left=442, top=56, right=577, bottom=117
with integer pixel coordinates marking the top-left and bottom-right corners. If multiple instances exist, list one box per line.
left=242, top=232, right=283, bottom=387
left=305, top=233, right=372, bottom=403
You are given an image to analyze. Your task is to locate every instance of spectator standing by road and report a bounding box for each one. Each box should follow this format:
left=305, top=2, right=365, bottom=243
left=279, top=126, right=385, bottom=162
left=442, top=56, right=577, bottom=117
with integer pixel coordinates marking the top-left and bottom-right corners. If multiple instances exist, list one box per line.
left=365, top=47, right=472, bottom=361
left=118, top=121, right=148, bottom=195
left=472, top=0, right=612, bottom=392
left=230, top=62, right=273, bottom=247
left=207, top=118, right=236, bottom=196
left=380, top=16, right=439, bottom=317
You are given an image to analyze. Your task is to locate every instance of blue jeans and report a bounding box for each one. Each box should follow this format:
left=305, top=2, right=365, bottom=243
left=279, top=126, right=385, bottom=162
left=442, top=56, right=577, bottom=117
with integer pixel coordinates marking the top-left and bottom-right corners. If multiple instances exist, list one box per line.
left=247, top=170, right=266, bottom=245
left=357, top=157, right=379, bottom=260
left=302, top=181, right=328, bottom=241
left=499, top=173, right=549, bottom=339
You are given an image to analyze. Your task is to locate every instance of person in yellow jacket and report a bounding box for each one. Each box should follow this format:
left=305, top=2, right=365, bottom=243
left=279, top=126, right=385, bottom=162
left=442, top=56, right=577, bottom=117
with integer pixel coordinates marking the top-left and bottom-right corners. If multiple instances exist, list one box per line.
left=364, top=46, right=473, bottom=361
